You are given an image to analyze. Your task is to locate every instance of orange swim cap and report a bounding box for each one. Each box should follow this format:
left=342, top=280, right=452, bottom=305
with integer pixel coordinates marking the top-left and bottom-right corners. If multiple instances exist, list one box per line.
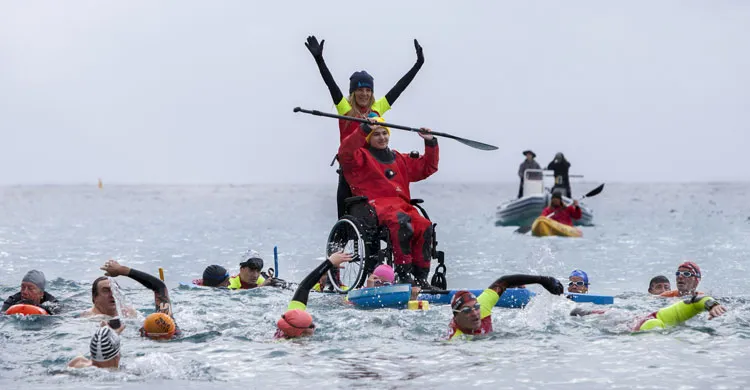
left=142, top=312, right=176, bottom=340
left=276, top=309, right=314, bottom=338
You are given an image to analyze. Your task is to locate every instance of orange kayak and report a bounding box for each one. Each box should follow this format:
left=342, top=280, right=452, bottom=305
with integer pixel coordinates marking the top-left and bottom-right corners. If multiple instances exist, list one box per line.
left=531, top=216, right=583, bottom=238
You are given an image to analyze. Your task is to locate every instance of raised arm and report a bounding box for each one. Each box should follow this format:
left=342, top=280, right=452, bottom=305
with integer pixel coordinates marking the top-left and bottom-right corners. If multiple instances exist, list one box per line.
left=290, top=252, right=352, bottom=307
left=383, top=39, right=424, bottom=105
left=404, top=130, right=439, bottom=182
left=101, top=260, right=173, bottom=317
left=487, top=274, right=564, bottom=296
left=305, top=36, right=345, bottom=107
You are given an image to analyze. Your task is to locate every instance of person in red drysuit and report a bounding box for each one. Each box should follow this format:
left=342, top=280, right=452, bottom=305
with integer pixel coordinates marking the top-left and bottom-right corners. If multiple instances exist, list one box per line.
left=337, top=117, right=439, bottom=288
left=541, top=191, right=582, bottom=226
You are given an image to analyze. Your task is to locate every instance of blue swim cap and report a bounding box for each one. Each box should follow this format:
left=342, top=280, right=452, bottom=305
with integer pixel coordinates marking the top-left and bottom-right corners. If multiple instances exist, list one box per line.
left=569, top=269, right=589, bottom=285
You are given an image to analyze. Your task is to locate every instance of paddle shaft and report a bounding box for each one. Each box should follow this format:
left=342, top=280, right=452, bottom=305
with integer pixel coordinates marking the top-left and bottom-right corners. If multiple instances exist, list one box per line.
left=293, top=107, right=498, bottom=151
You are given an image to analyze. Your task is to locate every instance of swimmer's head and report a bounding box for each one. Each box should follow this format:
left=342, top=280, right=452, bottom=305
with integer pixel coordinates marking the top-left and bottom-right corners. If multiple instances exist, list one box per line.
left=676, top=261, right=701, bottom=295
left=275, top=309, right=315, bottom=339
left=568, top=269, right=589, bottom=294
left=202, top=265, right=230, bottom=287
left=90, top=326, right=121, bottom=368
left=141, top=312, right=176, bottom=340
left=451, top=290, right=482, bottom=331
left=366, top=264, right=395, bottom=287
left=91, top=276, right=117, bottom=316
left=648, top=275, right=671, bottom=295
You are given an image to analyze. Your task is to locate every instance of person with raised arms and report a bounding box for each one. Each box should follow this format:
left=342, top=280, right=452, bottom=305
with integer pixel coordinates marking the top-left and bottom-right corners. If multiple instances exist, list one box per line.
left=2, top=270, right=61, bottom=315
left=68, top=324, right=124, bottom=369
left=448, top=274, right=564, bottom=340
left=338, top=117, right=439, bottom=288
left=304, top=35, right=425, bottom=218
left=100, top=260, right=181, bottom=340
left=275, top=251, right=353, bottom=339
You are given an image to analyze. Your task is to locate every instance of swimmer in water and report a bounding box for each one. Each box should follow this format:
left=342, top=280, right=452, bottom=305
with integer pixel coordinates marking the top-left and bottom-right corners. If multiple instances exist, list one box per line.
left=194, top=265, right=231, bottom=287
left=2, top=270, right=61, bottom=315
left=275, top=251, right=353, bottom=339
left=647, top=275, right=671, bottom=295
left=448, top=274, right=564, bottom=340
left=68, top=324, right=123, bottom=369
left=660, top=261, right=703, bottom=297
left=100, top=259, right=181, bottom=340
left=80, top=276, right=137, bottom=319
left=567, top=269, right=589, bottom=294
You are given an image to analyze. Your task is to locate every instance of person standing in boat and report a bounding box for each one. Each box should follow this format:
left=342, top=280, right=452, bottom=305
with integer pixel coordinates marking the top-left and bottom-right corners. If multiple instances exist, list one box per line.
left=517, top=150, right=541, bottom=198
left=541, top=191, right=581, bottom=227
left=547, top=152, right=572, bottom=197
left=304, top=35, right=425, bottom=218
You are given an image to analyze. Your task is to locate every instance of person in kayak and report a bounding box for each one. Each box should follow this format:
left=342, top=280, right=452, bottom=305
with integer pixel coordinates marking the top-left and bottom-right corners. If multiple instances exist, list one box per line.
left=68, top=324, right=123, bottom=369
left=567, top=269, right=589, bottom=294
left=448, top=274, right=564, bottom=339
left=304, top=35, right=425, bottom=218
left=518, top=150, right=541, bottom=198
left=660, top=261, right=703, bottom=297
left=547, top=152, right=572, bottom=197
left=100, top=260, right=181, bottom=340
left=541, top=191, right=581, bottom=227
left=338, top=118, right=439, bottom=288
left=648, top=275, right=672, bottom=295
left=193, top=265, right=231, bottom=287
left=275, top=251, right=353, bottom=339
left=2, top=270, right=61, bottom=315
left=633, top=294, right=726, bottom=331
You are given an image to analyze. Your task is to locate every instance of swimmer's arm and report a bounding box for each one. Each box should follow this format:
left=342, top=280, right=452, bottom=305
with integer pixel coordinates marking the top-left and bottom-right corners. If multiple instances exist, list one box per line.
left=127, top=268, right=173, bottom=317
left=67, top=356, right=91, bottom=368
left=488, top=274, right=564, bottom=295
left=291, top=260, right=334, bottom=306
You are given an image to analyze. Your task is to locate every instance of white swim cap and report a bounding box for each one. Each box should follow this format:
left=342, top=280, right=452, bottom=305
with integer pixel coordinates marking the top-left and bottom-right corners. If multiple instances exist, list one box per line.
left=90, top=326, right=121, bottom=362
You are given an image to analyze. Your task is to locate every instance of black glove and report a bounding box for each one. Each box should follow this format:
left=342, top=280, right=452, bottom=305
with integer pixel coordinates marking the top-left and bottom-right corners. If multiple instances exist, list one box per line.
left=414, top=39, right=424, bottom=63
left=266, top=278, right=288, bottom=289
left=305, top=36, right=325, bottom=60
left=540, top=276, right=564, bottom=295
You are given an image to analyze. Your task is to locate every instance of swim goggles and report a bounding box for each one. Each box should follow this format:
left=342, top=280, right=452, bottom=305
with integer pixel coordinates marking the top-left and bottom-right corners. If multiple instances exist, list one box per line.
left=374, top=281, right=392, bottom=287
left=452, top=303, right=481, bottom=314
left=675, top=271, right=698, bottom=278
left=568, top=281, right=587, bottom=287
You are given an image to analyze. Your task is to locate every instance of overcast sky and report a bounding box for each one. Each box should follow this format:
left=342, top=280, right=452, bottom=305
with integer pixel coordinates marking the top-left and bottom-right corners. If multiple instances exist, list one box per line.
left=1, top=1, right=748, bottom=185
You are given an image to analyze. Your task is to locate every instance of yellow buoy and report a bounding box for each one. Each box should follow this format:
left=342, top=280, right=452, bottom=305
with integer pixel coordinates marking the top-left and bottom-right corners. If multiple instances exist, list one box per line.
left=407, top=300, right=430, bottom=311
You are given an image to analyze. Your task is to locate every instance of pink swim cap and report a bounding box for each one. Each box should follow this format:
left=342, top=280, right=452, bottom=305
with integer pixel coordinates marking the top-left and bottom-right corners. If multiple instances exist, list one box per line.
left=372, top=264, right=395, bottom=283
left=276, top=309, right=314, bottom=338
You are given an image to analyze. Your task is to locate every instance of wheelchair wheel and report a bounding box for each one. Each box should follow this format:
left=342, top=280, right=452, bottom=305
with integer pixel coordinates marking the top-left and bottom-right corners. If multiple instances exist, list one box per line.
left=326, top=217, right=368, bottom=293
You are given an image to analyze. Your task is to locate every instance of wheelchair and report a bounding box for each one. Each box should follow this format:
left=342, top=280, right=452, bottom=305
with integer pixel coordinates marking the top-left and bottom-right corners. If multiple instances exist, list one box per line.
left=325, top=196, right=447, bottom=293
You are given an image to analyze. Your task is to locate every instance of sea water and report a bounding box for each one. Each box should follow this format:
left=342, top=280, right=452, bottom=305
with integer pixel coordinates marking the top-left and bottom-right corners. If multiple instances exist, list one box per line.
left=1, top=182, right=749, bottom=389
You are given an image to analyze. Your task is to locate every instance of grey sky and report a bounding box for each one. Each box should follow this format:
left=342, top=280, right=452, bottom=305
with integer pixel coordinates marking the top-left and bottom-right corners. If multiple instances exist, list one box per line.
left=1, top=1, right=748, bottom=185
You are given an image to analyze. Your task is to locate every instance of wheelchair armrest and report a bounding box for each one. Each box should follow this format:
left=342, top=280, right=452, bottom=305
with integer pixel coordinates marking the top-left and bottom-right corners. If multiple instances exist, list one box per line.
left=344, top=196, right=370, bottom=209
left=410, top=199, right=424, bottom=205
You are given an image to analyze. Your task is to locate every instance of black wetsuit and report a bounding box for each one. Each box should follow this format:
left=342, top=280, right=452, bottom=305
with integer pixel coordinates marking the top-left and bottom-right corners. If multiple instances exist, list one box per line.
left=127, top=268, right=181, bottom=335
left=547, top=159, right=572, bottom=198
left=1, top=291, right=61, bottom=315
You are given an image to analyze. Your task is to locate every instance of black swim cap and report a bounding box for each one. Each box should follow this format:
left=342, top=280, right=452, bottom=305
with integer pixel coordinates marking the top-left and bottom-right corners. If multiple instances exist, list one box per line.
left=202, top=265, right=229, bottom=287
left=239, top=257, right=263, bottom=270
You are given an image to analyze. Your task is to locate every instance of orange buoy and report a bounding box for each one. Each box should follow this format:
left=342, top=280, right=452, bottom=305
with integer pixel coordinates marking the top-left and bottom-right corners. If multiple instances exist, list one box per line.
left=5, top=304, right=49, bottom=316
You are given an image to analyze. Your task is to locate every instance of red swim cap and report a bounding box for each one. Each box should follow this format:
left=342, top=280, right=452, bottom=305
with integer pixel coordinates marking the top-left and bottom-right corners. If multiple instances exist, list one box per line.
left=276, top=309, right=314, bottom=338
left=450, top=290, right=477, bottom=312
left=678, top=261, right=701, bottom=278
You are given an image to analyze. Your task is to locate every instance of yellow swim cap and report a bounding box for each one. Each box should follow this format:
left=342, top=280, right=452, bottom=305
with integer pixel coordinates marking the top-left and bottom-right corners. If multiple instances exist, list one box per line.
left=141, top=312, right=176, bottom=340
left=366, top=117, right=390, bottom=143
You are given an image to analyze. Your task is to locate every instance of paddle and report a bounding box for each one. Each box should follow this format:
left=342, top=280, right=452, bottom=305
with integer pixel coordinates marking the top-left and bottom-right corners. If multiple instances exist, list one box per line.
left=293, top=107, right=498, bottom=151
left=514, top=183, right=605, bottom=234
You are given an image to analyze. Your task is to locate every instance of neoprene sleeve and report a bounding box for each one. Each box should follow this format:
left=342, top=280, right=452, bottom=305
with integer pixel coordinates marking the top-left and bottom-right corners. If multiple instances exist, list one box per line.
left=314, top=57, right=344, bottom=105
left=494, top=274, right=545, bottom=288
left=128, top=268, right=167, bottom=295
left=291, top=260, right=333, bottom=305
left=384, top=59, right=423, bottom=105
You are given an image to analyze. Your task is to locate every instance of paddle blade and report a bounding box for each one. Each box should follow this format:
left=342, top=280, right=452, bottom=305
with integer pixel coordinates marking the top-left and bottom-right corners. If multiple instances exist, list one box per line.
left=451, top=136, right=498, bottom=151
left=583, top=184, right=605, bottom=199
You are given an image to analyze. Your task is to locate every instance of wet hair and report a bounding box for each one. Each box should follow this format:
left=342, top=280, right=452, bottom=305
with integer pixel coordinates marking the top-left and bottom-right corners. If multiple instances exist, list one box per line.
left=92, top=276, right=109, bottom=301
left=649, top=275, right=670, bottom=289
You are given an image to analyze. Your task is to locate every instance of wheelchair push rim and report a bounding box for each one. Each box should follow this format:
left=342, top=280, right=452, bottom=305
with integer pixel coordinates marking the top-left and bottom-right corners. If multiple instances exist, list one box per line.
left=326, top=218, right=367, bottom=293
